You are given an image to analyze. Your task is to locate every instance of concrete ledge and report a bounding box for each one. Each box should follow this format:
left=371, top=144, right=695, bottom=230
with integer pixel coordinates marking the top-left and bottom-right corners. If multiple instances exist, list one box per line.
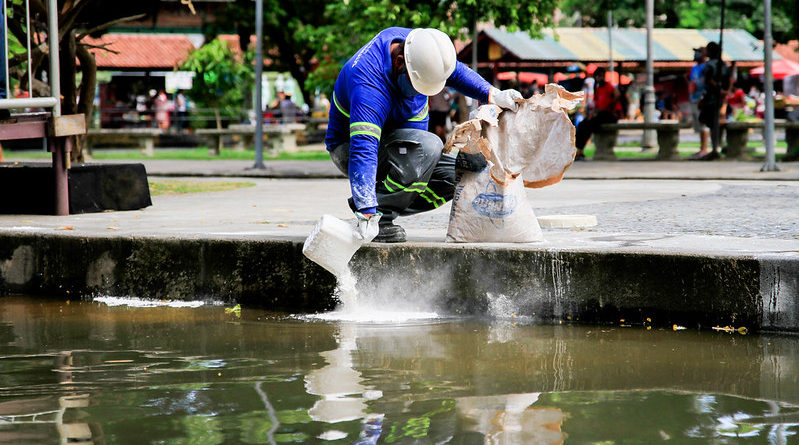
left=0, top=162, right=152, bottom=214
left=1, top=233, right=796, bottom=332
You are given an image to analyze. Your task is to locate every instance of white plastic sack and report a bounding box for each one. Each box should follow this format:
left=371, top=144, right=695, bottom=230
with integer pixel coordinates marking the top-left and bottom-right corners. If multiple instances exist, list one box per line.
left=444, top=84, right=583, bottom=243
left=446, top=167, right=543, bottom=243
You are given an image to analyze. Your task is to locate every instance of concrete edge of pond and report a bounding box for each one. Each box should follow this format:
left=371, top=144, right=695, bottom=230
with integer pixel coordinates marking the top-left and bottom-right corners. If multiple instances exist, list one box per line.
left=0, top=232, right=796, bottom=332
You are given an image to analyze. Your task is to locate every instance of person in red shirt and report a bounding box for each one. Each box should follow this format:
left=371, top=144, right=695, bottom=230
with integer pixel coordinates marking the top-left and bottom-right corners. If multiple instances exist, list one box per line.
left=574, top=67, right=620, bottom=160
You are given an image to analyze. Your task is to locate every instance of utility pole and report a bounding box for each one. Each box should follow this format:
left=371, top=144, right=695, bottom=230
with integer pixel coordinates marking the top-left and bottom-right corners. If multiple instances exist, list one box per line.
left=642, top=0, right=657, bottom=150
left=762, top=0, right=778, bottom=171
left=252, top=0, right=266, bottom=169
left=471, top=17, right=478, bottom=112
left=607, top=11, right=613, bottom=75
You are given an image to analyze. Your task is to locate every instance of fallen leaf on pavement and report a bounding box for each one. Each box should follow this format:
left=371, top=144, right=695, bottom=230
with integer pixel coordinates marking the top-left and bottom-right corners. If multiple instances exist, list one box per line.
left=106, top=227, right=119, bottom=230
left=55, top=226, right=74, bottom=230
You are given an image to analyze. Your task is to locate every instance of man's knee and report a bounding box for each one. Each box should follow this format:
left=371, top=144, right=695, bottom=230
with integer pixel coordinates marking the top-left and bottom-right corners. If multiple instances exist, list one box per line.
left=386, top=128, right=443, bottom=157
left=382, top=129, right=443, bottom=178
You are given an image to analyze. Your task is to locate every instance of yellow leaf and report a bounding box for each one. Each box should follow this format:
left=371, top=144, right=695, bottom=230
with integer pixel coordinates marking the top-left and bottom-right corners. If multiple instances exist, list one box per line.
left=106, top=227, right=119, bottom=230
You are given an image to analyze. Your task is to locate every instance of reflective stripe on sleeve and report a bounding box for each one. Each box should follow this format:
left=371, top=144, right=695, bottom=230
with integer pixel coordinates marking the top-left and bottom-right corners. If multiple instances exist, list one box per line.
left=350, top=121, right=381, bottom=140
left=332, top=92, right=350, bottom=118
left=408, top=100, right=429, bottom=122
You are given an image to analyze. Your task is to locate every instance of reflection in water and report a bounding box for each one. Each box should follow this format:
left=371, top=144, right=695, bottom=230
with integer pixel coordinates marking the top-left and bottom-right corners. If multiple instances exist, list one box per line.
left=254, top=381, right=279, bottom=445
left=0, top=296, right=798, bottom=443
left=305, top=323, right=385, bottom=442
left=457, top=393, right=565, bottom=444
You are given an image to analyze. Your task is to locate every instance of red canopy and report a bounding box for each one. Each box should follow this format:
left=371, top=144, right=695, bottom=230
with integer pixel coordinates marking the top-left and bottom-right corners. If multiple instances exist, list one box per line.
left=497, top=70, right=631, bottom=86
left=750, top=58, right=799, bottom=80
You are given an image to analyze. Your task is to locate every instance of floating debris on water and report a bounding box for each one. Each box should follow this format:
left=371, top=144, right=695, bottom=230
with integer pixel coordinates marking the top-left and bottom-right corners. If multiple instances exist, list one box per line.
left=225, top=304, right=242, bottom=317
left=713, top=326, right=749, bottom=335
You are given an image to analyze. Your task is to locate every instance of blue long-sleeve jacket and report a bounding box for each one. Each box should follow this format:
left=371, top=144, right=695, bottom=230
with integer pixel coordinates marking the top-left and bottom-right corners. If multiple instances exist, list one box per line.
left=325, top=27, right=492, bottom=214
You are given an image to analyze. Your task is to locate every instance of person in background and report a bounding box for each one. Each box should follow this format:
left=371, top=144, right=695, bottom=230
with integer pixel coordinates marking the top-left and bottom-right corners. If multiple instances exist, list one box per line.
left=175, top=90, right=188, bottom=132
left=688, top=47, right=709, bottom=159
left=316, top=93, right=331, bottom=113
left=698, top=41, right=732, bottom=160
left=325, top=27, right=521, bottom=243
left=153, top=89, right=171, bottom=131
left=280, top=91, right=302, bottom=123
left=574, top=67, right=620, bottom=161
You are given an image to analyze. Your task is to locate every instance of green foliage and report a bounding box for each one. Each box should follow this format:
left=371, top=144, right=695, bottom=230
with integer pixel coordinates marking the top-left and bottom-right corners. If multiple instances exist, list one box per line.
left=559, top=0, right=796, bottom=43
left=212, top=0, right=559, bottom=102
left=182, top=38, right=254, bottom=128
left=305, top=0, right=559, bottom=96
left=208, top=0, right=328, bottom=106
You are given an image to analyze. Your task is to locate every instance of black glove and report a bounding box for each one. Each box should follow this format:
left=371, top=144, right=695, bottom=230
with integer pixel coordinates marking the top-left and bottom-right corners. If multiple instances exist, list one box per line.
left=455, top=151, right=488, bottom=172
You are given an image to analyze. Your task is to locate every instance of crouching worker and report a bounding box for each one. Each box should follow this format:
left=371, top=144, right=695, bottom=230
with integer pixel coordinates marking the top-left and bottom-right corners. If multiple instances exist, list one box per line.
left=326, top=27, right=521, bottom=243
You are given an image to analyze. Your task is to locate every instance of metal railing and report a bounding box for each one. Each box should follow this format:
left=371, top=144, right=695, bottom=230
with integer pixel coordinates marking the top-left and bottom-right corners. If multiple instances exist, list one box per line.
left=0, top=0, right=60, bottom=114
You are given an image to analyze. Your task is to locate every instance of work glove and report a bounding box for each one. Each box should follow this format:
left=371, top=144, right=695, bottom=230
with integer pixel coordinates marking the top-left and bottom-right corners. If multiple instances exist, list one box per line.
left=354, top=211, right=382, bottom=242
left=489, top=88, right=522, bottom=112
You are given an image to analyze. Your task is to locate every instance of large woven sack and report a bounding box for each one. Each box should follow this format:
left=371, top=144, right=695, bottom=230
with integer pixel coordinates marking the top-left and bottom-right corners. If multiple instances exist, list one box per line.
left=444, top=84, right=583, bottom=243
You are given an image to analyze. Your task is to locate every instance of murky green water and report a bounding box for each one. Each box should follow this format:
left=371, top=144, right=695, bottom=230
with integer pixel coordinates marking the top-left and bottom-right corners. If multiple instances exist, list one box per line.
left=1, top=297, right=799, bottom=444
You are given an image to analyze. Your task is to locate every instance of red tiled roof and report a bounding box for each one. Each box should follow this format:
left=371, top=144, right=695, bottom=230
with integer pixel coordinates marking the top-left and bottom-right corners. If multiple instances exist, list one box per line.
left=83, top=34, right=196, bottom=70
left=775, top=41, right=799, bottom=63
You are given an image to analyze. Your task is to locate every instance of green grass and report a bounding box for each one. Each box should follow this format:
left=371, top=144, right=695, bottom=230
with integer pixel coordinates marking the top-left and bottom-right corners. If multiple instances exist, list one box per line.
left=149, top=179, right=256, bottom=196
left=7, top=147, right=332, bottom=161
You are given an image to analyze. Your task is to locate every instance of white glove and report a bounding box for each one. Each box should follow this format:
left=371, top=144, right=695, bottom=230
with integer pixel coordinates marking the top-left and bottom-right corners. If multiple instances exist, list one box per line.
left=489, top=88, right=522, bottom=112
left=354, top=211, right=382, bottom=242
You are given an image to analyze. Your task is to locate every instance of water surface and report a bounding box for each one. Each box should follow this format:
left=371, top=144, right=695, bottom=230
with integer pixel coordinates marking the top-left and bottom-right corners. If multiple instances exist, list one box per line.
left=1, top=296, right=798, bottom=444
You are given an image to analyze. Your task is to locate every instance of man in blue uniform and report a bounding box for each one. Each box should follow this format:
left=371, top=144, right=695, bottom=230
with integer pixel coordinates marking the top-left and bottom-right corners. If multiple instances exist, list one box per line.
left=326, top=27, right=521, bottom=243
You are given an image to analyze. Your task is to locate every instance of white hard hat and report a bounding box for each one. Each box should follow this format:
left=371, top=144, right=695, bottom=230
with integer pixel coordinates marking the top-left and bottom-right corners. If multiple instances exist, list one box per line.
left=404, top=28, right=457, bottom=96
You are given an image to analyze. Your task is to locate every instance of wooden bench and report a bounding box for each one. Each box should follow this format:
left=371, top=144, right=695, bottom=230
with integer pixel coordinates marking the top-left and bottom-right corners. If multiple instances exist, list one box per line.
left=595, top=120, right=692, bottom=160
left=723, top=119, right=799, bottom=160
left=197, top=123, right=306, bottom=155
left=86, top=128, right=161, bottom=156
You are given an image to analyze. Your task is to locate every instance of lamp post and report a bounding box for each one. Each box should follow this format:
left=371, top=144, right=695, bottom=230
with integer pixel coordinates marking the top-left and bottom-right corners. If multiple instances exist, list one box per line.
left=252, top=0, right=266, bottom=169
left=761, top=0, right=778, bottom=171
left=642, top=0, right=657, bottom=150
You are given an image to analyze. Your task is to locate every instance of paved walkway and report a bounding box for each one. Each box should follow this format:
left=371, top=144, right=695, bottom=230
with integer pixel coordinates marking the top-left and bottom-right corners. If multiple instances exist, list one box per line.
left=1, top=157, right=798, bottom=257
left=85, top=157, right=799, bottom=181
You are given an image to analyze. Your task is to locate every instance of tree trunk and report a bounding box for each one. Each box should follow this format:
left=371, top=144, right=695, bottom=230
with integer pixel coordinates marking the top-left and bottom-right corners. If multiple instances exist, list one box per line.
left=75, top=43, right=96, bottom=163
left=59, top=30, right=77, bottom=115
left=59, top=30, right=78, bottom=163
left=212, top=107, right=222, bottom=155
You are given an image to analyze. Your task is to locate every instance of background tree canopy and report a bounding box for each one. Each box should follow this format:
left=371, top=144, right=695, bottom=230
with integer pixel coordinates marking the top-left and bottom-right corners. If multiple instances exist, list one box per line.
left=210, top=0, right=559, bottom=102
left=207, top=0, right=792, bottom=107
left=558, top=0, right=796, bottom=44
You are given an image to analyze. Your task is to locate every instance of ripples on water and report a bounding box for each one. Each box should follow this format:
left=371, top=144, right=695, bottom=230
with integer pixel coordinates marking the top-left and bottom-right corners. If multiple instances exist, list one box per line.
left=0, top=296, right=798, bottom=444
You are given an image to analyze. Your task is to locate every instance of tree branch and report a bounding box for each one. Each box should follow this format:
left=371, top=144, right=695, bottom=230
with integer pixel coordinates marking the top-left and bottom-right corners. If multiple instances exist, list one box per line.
left=77, top=13, right=147, bottom=40
left=79, top=42, right=120, bottom=55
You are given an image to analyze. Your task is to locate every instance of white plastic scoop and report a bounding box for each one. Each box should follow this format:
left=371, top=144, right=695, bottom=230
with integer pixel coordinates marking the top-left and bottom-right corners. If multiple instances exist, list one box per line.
left=302, top=214, right=364, bottom=277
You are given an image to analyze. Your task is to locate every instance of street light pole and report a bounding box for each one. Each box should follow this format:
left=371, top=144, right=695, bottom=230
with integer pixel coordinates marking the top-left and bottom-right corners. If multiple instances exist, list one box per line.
left=252, top=0, right=266, bottom=169
left=761, top=0, right=778, bottom=171
left=607, top=11, right=613, bottom=75
left=642, top=0, right=657, bottom=150
left=471, top=17, right=478, bottom=112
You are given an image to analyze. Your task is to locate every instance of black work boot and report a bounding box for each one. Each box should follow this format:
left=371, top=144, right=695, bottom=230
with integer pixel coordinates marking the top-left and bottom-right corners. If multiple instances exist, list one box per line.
left=373, top=221, right=406, bottom=243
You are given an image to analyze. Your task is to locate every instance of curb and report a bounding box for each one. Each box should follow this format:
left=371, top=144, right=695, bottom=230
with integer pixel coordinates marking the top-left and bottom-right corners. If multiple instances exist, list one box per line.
left=0, top=233, right=796, bottom=332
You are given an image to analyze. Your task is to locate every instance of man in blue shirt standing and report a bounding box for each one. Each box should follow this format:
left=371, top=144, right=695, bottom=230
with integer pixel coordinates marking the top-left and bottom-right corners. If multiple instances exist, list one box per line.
left=326, top=27, right=521, bottom=243
left=688, top=47, right=708, bottom=159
